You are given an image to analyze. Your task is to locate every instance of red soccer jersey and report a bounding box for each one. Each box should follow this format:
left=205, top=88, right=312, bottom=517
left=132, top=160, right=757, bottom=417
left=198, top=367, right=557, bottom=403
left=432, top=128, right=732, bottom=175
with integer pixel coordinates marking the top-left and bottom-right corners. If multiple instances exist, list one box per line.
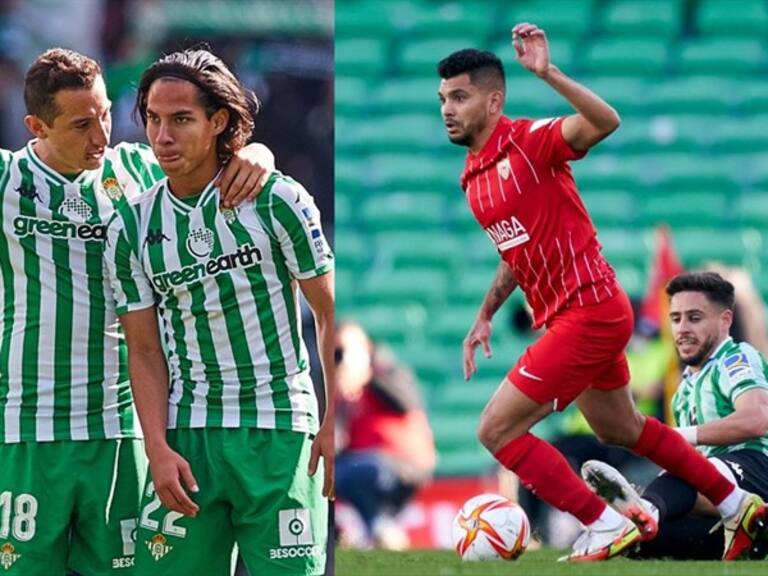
left=460, top=115, right=618, bottom=329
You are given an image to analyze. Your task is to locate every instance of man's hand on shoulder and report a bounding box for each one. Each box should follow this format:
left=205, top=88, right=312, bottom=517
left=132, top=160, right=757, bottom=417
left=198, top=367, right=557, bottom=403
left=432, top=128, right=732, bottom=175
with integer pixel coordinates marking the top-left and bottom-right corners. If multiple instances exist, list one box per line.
left=217, top=142, right=275, bottom=208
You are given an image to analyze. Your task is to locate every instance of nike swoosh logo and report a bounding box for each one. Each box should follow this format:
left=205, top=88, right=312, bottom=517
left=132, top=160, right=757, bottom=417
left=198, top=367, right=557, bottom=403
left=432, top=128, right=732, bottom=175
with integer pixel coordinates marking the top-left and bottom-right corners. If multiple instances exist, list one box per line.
left=519, top=365, right=543, bottom=381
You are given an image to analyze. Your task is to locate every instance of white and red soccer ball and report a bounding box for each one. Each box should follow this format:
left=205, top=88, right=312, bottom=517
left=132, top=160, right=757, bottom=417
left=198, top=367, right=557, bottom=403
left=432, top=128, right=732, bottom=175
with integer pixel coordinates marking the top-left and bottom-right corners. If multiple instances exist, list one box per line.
left=452, top=493, right=530, bottom=561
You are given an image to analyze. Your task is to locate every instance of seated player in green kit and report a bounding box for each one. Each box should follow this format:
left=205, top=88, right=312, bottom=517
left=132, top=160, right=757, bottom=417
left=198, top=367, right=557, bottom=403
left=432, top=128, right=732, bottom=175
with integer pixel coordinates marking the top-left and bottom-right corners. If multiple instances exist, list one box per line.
left=104, top=49, right=334, bottom=576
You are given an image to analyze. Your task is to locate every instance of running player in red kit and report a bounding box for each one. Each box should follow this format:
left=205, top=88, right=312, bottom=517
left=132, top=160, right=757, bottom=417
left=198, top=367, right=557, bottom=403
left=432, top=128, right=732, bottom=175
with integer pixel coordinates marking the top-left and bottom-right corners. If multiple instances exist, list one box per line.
left=437, top=22, right=768, bottom=561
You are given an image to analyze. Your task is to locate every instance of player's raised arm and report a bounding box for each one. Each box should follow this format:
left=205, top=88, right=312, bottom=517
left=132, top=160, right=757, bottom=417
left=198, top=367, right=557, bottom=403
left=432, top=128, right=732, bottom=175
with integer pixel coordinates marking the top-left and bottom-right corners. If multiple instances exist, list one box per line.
left=512, top=22, right=620, bottom=152
left=463, top=261, right=519, bottom=380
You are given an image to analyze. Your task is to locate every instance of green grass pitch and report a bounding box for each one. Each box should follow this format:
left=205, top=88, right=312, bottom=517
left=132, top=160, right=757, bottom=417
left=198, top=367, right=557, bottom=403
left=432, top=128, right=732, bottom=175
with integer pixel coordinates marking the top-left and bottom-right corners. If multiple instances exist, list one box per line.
left=336, top=548, right=767, bottom=575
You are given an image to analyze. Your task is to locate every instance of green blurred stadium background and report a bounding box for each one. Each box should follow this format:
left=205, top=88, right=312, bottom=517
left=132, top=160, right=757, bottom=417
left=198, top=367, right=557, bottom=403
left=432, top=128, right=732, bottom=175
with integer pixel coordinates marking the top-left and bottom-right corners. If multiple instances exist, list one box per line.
left=335, top=0, right=768, bottom=477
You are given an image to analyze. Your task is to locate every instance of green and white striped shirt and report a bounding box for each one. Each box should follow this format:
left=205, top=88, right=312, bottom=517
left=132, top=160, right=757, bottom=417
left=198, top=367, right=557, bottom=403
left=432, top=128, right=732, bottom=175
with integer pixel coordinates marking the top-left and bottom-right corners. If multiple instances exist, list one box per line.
left=672, top=336, right=768, bottom=458
left=0, top=141, right=163, bottom=443
left=105, top=172, right=333, bottom=434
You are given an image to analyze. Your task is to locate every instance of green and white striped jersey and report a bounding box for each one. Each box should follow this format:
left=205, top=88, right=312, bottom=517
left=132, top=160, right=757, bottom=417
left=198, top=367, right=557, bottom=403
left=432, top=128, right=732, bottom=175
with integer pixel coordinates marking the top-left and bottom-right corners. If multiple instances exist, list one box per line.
left=672, top=336, right=768, bottom=458
left=105, top=171, right=333, bottom=434
left=0, top=141, right=164, bottom=443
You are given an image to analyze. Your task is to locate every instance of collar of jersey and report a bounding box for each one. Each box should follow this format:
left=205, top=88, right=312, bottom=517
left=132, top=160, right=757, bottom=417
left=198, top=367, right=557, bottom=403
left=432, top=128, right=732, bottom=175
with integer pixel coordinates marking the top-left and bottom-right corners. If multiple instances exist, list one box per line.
left=682, top=336, right=735, bottom=379
left=163, top=175, right=218, bottom=215
left=25, top=140, right=99, bottom=187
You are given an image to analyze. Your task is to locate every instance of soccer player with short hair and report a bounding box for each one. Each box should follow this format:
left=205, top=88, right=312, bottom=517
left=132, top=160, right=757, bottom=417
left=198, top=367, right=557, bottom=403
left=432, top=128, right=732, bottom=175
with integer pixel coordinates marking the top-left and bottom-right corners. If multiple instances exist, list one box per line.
left=105, top=49, right=333, bottom=576
left=583, top=271, right=768, bottom=559
left=438, top=23, right=767, bottom=561
left=0, top=48, right=274, bottom=575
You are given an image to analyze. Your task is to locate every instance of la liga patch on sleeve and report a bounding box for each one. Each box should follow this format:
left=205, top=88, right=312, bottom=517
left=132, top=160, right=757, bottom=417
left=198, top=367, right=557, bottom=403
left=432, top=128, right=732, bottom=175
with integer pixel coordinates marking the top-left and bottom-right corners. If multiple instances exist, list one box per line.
left=723, top=352, right=754, bottom=383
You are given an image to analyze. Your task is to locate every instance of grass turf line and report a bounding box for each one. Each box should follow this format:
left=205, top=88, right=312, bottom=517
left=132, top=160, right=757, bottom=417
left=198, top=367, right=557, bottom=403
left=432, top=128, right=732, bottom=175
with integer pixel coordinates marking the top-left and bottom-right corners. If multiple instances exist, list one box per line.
left=337, top=548, right=768, bottom=576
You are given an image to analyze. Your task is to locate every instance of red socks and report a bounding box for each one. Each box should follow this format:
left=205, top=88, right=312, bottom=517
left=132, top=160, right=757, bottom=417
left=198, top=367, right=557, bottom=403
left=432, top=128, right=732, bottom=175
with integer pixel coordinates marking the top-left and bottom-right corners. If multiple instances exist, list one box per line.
left=633, top=417, right=734, bottom=505
left=495, top=433, right=606, bottom=525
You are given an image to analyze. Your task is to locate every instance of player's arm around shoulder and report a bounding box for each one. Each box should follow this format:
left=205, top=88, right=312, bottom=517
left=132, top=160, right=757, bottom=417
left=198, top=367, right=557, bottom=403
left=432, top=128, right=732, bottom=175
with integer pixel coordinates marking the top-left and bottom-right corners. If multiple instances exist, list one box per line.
left=512, top=22, right=620, bottom=152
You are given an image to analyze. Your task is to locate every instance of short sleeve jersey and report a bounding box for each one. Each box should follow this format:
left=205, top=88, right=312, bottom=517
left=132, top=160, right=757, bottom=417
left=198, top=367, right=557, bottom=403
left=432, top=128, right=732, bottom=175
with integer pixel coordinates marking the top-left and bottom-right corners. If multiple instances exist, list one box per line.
left=460, top=116, right=618, bottom=328
left=0, top=141, right=163, bottom=443
left=672, top=337, right=768, bottom=458
left=105, top=171, right=334, bottom=434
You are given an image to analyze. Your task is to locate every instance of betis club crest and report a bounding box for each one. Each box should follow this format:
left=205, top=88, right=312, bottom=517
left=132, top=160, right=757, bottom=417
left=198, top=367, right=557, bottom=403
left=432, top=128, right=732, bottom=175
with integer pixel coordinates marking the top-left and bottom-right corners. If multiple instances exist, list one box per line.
left=146, top=533, right=173, bottom=561
left=102, top=177, right=124, bottom=201
left=0, top=542, right=21, bottom=570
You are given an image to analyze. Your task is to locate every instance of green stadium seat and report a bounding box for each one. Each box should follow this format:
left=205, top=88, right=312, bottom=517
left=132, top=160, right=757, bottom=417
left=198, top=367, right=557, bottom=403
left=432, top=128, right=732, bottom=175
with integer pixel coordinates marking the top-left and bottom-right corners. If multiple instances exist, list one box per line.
left=571, top=154, right=646, bottom=191
left=597, top=228, right=652, bottom=268
left=676, top=39, right=765, bottom=76
left=336, top=159, right=367, bottom=195
left=648, top=77, right=735, bottom=114
left=425, top=305, right=481, bottom=345
left=374, top=232, right=462, bottom=270
left=335, top=191, right=352, bottom=224
left=746, top=153, right=768, bottom=187
left=397, top=37, right=480, bottom=76
left=506, top=0, right=596, bottom=40
left=334, top=0, right=427, bottom=37
left=573, top=76, right=650, bottom=115
left=504, top=76, right=566, bottom=118
left=582, top=38, right=668, bottom=76
left=696, top=0, right=768, bottom=36
left=430, top=413, right=480, bottom=450
left=600, top=0, right=683, bottom=38
left=430, top=379, right=499, bottom=413
left=638, top=192, right=729, bottom=228
left=359, top=269, right=449, bottom=306
left=405, top=1, right=496, bottom=39
left=368, top=153, right=463, bottom=191
left=736, top=81, right=768, bottom=113
left=335, top=268, right=357, bottom=310
left=397, top=344, right=457, bottom=388
left=653, top=155, right=741, bottom=192
left=344, top=114, right=444, bottom=155
left=713, top=116, right=768, bottom=153
left=735, top=193, right=768, bottom=227
left=352, top=303, right=429, bottom=345
left=435, top=448, right=497, bottom=476
left=335, top=38, right=389, bottom=77
left=673, top=229, right=754, bottom=266
left=334, top=231, right=370, bottom=271
left=360, top=193, right=446, bottom=233
left=580, top=191, right=637, bottom=227
left=613, top=265, right=647, bottom=298
left=335, top=77, right=370, bottom=117
left=369, top=78, right=442, bottom=114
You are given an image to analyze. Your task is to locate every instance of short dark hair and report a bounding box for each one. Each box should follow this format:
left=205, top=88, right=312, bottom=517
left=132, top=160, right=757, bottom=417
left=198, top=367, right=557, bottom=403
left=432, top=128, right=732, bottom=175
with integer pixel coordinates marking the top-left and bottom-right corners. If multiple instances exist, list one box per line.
left=24, top=48, right=102, bottom=124
left=437, top=49, right=505, bottom=93
left=666, top=271, right=735, bottom=311
left=135, top=49, right=258, bottom=162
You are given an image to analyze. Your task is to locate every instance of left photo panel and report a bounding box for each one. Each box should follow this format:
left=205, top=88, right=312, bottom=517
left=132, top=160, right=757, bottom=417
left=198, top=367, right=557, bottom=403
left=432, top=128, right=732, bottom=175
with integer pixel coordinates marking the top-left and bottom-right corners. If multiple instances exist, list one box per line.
left=0, top=1, right=334, bottom=575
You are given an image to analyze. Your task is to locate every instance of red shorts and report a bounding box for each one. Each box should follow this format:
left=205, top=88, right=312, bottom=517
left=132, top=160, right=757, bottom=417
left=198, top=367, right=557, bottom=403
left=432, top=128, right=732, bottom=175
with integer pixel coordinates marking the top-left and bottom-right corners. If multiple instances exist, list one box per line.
left=508, top=290, right=634, bottom=411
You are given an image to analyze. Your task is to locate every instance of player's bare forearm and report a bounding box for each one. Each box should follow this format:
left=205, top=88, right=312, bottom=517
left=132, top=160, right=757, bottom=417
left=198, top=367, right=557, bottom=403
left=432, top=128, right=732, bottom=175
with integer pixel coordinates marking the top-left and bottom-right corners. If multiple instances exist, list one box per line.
left=478, top=261, right=518, bottom=321
left=539, top=66, right=620, bottom=150
left=298, top=271, right=335, bottom=427
left=119, top=307, right=171, bottom=459
left=696, top=391, right=768, bottom=445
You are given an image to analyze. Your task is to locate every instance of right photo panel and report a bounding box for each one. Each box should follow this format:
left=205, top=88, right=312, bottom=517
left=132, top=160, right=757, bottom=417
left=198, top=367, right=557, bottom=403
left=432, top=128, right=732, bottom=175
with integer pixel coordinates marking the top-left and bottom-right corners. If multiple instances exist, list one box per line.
left=335, top=0, right=768, bottom=573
